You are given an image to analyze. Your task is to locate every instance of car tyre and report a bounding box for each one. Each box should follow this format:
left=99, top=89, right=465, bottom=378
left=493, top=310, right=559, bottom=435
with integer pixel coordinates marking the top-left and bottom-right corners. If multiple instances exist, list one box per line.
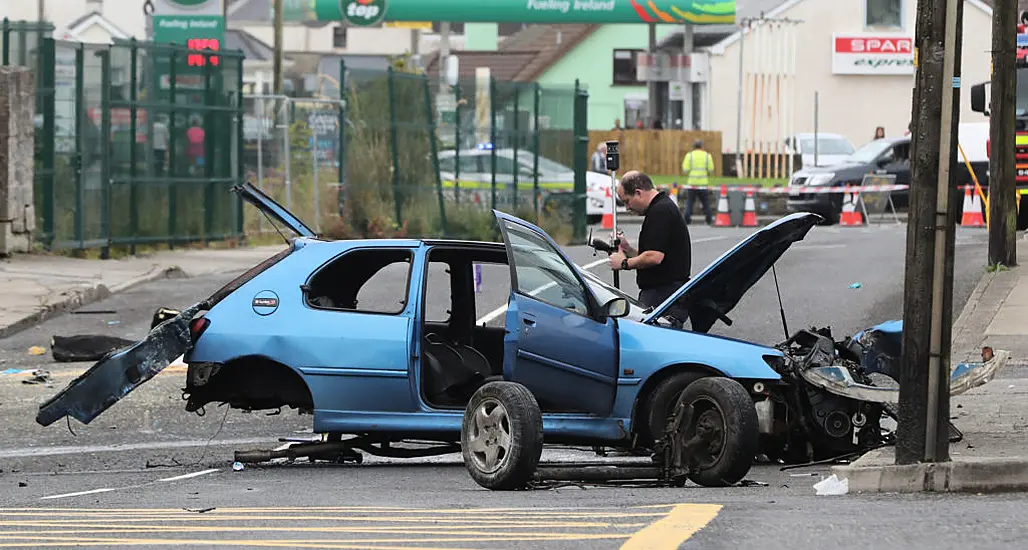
left=461, top=381, right=543, bottom=491
left=641, top=371, right=709, bottom=447
left=677, top=377, right=759, bottom=487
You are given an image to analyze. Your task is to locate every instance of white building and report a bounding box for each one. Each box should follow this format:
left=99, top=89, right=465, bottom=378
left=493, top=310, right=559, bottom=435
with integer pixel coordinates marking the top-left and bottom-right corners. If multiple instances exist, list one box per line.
left=696, top=0, right=998, bottom=155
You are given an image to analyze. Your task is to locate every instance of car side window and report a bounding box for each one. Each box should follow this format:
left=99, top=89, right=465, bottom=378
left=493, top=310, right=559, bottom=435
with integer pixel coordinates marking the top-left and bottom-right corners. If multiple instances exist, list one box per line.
left=438, top=156, right=456, bottom=173
left=425, top=261, right=451, bottom=323
left=502, top=220, right=590, bottom=317
left=305, top=248, right=413, bottom=315
left=458, top=154, right=483, bottom=175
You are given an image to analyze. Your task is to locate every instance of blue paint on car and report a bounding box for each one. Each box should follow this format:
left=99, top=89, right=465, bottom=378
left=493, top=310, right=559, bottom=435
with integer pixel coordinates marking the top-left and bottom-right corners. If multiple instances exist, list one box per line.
left=35, top=182, right=821, bottom=452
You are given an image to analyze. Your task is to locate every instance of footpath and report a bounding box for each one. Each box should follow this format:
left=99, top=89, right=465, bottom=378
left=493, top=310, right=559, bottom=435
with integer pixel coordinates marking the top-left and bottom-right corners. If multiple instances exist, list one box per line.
left=835, top=234, right=1028, bottom=494
left=0, top=244, right=285, bottom=339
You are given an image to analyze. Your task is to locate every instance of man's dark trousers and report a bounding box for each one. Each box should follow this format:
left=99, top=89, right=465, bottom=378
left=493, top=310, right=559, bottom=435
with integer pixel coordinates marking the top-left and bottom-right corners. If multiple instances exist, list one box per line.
left=684, top=188, right=713, bottom=225
left=639, top=281, right=689, bottom=327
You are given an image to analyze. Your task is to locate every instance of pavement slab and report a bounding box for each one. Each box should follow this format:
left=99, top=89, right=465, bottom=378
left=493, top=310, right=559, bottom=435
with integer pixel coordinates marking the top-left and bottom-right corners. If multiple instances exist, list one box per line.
left=0, top=245, right=286, bottom=339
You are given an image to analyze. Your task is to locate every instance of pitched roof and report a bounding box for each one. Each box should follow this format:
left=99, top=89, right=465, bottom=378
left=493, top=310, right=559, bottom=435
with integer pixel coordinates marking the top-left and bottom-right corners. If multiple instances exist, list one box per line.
left=423, top=24, right=598, bottom=83
left=224, top=29, right=274, bottom=61
left=59, top=11, right=131, bottom=41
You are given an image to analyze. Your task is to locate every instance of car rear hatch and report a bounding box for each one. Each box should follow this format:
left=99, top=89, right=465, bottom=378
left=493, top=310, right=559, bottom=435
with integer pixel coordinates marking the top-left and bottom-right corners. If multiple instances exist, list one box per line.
left=35, top=182, right=317, bottom=427
left=642, top=212, right=821, bottom=333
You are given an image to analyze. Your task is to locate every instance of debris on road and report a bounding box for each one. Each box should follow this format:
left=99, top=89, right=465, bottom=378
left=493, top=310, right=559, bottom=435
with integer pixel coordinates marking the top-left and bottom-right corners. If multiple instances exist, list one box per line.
left=848, top=282, right=863, bottom=289
left=183, top=507, right=216, bottom=514
left=1, top=368, right=24, bottom=375
left=27, top=346, right=45, bottom=356
left=21, top=369, right=52, bottom=385
left=51, top=335, right=135, bottom=363
left=813, top=474, right=849, bottom=495
left=232, top=461, right=244, bottom=471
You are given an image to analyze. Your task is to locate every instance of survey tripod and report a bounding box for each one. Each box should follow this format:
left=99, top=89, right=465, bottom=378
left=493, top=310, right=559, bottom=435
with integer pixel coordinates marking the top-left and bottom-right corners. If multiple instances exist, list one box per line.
left=588, top=140, right=622, bottom=289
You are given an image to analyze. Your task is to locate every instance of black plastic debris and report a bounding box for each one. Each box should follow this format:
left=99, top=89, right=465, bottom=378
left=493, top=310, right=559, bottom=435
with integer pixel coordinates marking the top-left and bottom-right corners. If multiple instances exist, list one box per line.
left=22, top=369, right=52, bottom=385
left=51, top=335, right=135, bottom=363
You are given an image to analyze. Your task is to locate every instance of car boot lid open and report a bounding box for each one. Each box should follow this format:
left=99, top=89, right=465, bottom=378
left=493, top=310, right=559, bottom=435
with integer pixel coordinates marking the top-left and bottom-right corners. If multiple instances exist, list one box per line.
left=233, top=181, right=317, bottom=239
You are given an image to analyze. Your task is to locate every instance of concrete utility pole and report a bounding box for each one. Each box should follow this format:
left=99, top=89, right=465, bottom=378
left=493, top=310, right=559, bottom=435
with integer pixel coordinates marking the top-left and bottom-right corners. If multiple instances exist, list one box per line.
left=988, top=0, right=1018, bottom=268
left=681, top=23, right=694, bottom=129
left=647, top=23, right=659, bottom=127
left=273, top=0, right=284, bottom=95
left=897, top=0, right=964, bottom=465
left=37, top=0, right=44, bottom=22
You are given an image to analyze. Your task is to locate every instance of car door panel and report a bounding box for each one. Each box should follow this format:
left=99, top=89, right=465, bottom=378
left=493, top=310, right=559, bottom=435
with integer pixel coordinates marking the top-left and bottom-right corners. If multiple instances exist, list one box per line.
left=495, top=212, right=618, bottom=416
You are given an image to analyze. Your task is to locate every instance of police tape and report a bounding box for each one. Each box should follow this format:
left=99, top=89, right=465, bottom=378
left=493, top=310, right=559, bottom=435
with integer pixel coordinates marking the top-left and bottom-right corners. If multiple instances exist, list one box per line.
left=671, top=184, right=910, bottom=194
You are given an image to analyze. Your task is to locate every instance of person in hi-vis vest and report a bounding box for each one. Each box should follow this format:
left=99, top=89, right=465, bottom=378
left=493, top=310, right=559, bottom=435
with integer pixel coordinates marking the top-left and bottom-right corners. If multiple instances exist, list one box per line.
left=681, top=139, right=715, bottom=225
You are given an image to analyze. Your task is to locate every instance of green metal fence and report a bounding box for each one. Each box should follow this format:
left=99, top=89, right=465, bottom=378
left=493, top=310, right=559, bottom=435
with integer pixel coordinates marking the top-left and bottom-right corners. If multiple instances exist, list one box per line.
left=2, top=19, right=245, bottom=254
left=245, top=55, right=588, bottom=244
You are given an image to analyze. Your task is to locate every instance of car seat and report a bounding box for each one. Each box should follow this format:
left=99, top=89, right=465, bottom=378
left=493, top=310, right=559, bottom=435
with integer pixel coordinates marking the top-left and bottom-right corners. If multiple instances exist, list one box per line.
left=423, top=333, right=499, bottom=405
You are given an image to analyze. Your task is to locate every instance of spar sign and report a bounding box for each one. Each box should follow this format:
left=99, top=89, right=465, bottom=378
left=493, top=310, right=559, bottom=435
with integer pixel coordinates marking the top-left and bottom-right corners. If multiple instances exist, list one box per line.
left=831, top=33, right=914, bottom=75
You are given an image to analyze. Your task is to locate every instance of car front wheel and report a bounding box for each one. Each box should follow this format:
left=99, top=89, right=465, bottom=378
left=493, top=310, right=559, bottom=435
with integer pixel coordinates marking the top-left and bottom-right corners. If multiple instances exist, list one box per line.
left=461, top=381, right=543, bottom=490
left=677, top=377, right=759, bottom=487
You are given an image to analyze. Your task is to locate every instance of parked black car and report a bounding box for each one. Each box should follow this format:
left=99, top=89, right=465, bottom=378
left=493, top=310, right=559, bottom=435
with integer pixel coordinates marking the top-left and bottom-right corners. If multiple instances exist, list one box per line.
left=786, top=137, right=911, bottom=224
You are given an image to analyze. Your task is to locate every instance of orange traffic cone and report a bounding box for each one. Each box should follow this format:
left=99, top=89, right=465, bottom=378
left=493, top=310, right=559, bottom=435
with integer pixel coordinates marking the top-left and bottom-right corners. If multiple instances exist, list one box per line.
left=714, top=185, right=732, bottom=227
left=741, top=190, right=758, bottom=227
left=601, top=187, right=614, bottom=229
left=839, top=186, right=864, bottom=226
left=960, top=185, right=986, bottom=227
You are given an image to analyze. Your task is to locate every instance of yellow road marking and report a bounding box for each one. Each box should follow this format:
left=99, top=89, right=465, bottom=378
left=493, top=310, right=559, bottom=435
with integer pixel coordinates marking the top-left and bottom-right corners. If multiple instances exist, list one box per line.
left=0, top=503, right=716, bottom=548
left=0, top=517, right=625, bottom=527
left=620, top=503, right=722, bottom=550
left=1, top=505, right=672, bottom=514
left=0, top=537, right=465, bottom=550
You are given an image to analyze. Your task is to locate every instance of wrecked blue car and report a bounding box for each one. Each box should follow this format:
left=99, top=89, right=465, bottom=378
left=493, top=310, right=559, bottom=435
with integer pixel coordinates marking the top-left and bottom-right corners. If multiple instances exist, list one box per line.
left=35, top=183, right=1009, bottom=490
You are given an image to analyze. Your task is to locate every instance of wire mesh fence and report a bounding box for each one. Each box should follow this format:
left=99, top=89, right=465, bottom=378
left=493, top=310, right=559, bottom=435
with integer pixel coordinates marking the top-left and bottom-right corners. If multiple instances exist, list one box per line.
left=2, top=19, right=245, bottom=254
left=246, top=57, right=588, bottom=244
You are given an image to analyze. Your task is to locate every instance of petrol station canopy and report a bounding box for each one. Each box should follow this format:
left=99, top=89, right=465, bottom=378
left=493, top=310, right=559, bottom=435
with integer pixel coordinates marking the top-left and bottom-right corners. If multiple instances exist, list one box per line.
left=282, top=0, right=737, bottom=25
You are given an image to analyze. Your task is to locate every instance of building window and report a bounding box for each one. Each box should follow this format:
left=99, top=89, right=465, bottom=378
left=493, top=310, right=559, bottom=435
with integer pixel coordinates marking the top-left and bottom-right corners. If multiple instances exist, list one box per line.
left=431, top=22, right=466, bottom=34
left=866, top=0, right=903, bottom=28
left=613, top=49, right=644, bottom=86
left=333, top=25, right=346, bottom=48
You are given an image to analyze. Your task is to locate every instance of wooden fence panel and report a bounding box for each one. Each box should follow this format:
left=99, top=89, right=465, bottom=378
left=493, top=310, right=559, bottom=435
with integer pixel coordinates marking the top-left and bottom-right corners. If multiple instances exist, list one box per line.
left=588, top=130, right=723, bottom=177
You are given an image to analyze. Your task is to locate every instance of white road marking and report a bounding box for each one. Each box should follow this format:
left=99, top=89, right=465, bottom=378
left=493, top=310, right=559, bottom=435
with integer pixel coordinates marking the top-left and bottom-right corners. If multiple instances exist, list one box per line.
left=39, top=487, right=118, bottom=500
left=39, top=469, right=221, bottom=501
left=157, top=468, right=220, bottom=482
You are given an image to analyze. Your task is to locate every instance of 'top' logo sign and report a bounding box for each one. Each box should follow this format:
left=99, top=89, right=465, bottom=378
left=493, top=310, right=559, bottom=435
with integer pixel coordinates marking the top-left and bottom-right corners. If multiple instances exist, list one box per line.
left=341, top=0, right=387, bottom=27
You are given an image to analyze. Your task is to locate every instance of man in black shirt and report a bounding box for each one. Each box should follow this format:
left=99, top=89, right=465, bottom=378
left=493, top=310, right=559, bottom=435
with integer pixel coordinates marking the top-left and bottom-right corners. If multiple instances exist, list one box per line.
left=608, top=171, right=692, bottom=324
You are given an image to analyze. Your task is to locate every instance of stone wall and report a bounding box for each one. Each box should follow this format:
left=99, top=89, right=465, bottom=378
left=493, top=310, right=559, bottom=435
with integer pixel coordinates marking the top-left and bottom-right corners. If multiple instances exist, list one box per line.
left=0, top=66, right=35, bottom=256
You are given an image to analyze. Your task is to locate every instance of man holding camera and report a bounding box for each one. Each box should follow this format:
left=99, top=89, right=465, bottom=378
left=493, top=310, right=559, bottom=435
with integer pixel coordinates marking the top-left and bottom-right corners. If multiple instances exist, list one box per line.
left=607, top=170, right=692, bottom=325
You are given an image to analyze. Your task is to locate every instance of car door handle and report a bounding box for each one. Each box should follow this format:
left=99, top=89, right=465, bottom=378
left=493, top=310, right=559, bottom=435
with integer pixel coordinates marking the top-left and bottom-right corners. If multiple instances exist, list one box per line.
left=522, top=318, right=536, bottom=327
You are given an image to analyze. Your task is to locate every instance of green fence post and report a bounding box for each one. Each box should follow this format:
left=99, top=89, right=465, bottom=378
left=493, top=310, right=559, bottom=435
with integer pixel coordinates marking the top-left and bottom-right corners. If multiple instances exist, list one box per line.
left=203, top=49, right=214, bottom=244
left=423, top=73, right=446, bottom=235
left=572, top=79, right=588, bottom=244
left=387, top=66, right=402, bottom=225
left=40, top=38, right=55, bottom=247
left=236, top=53, right=245, bottom=240
left=128, top=39, right=138, bottom=254
left=74, top=43, right=84, bottom=249
left=168, top=48, right=178, bottom=249
left=454, top=82, right=461, bottom=204
left=2, top=19, right=9, bottom=65
left=337, top=59, right=346, bottom=217
left=533, top=83, right=540, bottom=221
left=100, top=48, right=112, bottom=259
left=489, top=76, right=497, bottom=211
left=513, top=85, right=520, bottom=210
